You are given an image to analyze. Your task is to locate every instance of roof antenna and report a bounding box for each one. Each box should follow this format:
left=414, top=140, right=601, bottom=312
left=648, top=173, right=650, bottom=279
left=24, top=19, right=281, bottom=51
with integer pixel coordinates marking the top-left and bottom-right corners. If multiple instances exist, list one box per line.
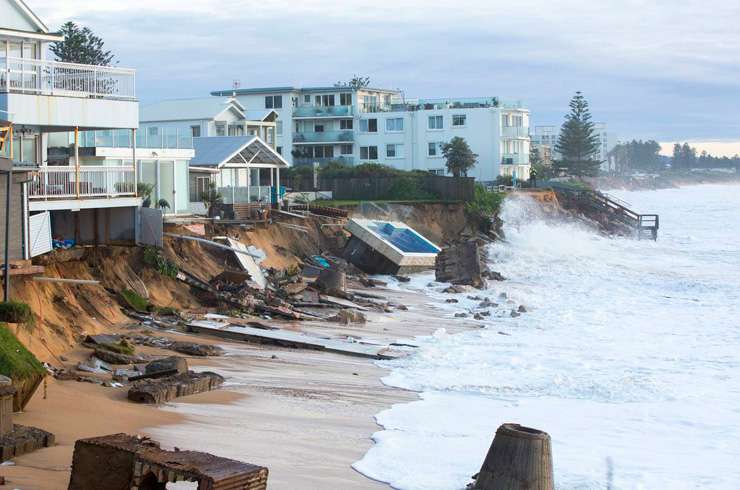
left=232, top=79, right=241, bottom=98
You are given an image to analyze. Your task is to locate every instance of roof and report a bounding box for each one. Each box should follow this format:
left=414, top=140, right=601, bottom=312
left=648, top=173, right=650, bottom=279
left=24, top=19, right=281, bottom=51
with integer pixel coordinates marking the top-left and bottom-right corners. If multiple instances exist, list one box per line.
left=244, top=110, right=278, bottom=122
left=6, top=0, right=50, bottom=33
left=211, top=85, right=400, bottom=96
left=140, top=97, right=245, bottom=123
left=191, top=136, right=287, bottom=168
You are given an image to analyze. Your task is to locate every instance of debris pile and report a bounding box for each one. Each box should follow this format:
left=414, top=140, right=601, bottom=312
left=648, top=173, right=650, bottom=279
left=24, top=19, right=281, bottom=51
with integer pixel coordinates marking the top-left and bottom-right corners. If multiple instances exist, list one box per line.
left=0, top=376, right=55, bottom=463
left=435, top=239, right=503, bottom=289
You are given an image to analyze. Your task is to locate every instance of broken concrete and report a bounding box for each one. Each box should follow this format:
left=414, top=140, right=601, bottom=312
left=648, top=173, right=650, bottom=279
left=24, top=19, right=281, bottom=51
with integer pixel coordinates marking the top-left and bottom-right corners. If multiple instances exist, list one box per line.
left=68, top=433, right=268, bottom=490
left=0, top=424, right=55, bottom=463
left=128, top=371, right=225, bottom=404
left=435, top=241, right=489, bottom=288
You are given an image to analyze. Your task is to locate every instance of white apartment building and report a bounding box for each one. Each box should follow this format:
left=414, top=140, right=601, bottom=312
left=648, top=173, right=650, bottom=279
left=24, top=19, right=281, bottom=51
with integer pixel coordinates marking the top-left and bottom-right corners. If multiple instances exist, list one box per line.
left=531, top=123, right=609, bottom=166
left=211, top=86, right=531, bottom=182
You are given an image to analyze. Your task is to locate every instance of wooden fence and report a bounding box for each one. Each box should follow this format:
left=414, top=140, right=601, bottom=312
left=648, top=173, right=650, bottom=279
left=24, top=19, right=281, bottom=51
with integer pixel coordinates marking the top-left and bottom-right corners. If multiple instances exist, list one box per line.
left=282, top=175, right=475, bottom=202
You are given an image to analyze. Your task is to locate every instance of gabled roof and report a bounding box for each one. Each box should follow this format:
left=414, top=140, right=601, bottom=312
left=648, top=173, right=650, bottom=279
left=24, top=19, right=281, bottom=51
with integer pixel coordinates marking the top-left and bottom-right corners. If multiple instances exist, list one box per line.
left=140, top=97, right=246, bottom=123
left=191, top=136, right=287, bottom=169
left=5, top=0, right=50, bottom=33
left=244, top=110, right=279, bottom=123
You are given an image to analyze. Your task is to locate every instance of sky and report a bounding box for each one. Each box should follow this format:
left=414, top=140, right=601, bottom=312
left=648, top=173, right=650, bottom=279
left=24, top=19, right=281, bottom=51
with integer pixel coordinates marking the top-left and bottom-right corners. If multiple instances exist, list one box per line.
left=29, top=0, right=740, bottom=155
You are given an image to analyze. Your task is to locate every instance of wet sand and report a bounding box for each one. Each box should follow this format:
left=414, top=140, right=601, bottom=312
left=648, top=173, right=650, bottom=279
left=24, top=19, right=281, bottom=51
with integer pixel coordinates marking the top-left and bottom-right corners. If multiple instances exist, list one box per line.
left=1, top=286, right=475, bottom=489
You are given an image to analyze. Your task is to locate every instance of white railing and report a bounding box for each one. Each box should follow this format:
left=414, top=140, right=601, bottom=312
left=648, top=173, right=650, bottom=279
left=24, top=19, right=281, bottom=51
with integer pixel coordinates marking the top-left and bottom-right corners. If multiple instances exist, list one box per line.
left=0, top=57, right=136, bottom=100
left=29, top=166, right=136, bottom=200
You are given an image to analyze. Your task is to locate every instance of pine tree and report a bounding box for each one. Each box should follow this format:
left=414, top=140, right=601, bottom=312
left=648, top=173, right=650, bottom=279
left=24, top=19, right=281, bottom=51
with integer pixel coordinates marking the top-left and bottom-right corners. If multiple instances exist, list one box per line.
left=51, top=22, right=114, bottom=66
left=442, top=137, right=478, bottom=177
left=554, top=92, right=602, bottom=177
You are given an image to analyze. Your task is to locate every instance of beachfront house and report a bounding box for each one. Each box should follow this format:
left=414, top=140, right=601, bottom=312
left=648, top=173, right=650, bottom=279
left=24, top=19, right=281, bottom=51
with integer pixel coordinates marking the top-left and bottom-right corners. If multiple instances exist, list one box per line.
left=139, top=97, right=278, bottom=149
left=1, top=0, right=140, bottom=254
left=189, top=136, right=287, bottom=214
left=210, top=85, right=532, bottom=182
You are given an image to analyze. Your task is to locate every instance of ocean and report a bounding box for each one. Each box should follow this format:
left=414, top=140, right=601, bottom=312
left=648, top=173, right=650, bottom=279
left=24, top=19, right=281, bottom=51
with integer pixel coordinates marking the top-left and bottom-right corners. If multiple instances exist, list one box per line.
left=354, top=184, right=740, bottom=489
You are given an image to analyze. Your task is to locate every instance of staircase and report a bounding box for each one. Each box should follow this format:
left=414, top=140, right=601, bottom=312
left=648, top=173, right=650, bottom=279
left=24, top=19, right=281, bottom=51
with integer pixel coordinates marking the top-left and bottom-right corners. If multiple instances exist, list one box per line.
left=591, top=191, right=659, bottom=240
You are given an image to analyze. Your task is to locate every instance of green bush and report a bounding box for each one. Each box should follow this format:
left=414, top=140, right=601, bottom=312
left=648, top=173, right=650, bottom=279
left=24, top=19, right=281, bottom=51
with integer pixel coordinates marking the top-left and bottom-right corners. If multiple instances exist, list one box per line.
left=465, top=184, right=505, bottom=231
left=0, top=323, right=45, bottom=380
left=386, top=176, right=438, bottom=200
left=120, top=289, right=150, bottom=313
left=143, top=246, right=178, bottom=278
left=99, top=339, right=136, bottom=355
left=0, top=301, right=35, bottom=327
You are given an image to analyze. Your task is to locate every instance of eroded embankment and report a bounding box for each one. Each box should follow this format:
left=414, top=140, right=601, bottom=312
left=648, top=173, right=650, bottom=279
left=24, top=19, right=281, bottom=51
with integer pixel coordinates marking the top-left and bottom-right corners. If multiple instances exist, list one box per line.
left=8, top=202, right=477, bottom=362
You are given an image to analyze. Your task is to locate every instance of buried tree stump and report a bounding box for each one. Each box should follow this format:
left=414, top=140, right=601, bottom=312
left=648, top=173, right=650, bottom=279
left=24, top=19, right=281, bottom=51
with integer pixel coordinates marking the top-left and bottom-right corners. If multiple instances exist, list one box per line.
left=473, top=423, right=554, bottom=490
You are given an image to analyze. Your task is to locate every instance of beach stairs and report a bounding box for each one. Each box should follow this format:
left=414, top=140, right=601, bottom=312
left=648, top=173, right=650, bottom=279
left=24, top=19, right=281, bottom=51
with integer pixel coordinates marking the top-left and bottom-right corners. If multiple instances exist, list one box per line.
left=592, top=192, right=659, bottom=240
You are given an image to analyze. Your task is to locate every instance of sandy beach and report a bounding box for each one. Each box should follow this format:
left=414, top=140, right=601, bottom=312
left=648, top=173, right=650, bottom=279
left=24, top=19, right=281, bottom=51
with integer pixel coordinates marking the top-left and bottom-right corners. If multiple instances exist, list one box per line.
left=1, top=285, right=475, bottom=489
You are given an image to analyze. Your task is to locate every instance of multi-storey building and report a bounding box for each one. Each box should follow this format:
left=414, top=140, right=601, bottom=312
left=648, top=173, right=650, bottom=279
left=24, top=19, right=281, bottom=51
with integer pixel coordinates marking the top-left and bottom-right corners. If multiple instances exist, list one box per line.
left=211, top=86, right=531, bottom=182
left=531, top=123, right=609, bottom=167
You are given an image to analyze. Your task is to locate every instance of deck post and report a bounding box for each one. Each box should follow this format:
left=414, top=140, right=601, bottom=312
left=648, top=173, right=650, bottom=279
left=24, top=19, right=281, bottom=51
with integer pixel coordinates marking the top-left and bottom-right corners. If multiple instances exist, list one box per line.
left=132, top=128, right=137, bottom=196
left=74, top=127, right=80, bottom=198
left=276, top=167, right=281, bottom=210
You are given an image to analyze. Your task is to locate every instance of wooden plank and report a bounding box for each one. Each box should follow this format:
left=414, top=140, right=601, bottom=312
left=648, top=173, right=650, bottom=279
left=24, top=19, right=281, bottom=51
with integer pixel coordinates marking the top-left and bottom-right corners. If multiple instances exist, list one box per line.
left=223, top=238, right=267, bottom=290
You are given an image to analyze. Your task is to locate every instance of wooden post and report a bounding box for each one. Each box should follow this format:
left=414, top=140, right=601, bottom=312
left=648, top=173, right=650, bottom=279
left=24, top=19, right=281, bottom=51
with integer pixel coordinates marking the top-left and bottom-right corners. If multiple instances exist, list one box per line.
left=0, top=378, right=15, bottom=436
left=473, top=424, right=554, bottom=490
left=132, top=128, right=137, bottom=196
left=276, top=167, right=281, bottom=210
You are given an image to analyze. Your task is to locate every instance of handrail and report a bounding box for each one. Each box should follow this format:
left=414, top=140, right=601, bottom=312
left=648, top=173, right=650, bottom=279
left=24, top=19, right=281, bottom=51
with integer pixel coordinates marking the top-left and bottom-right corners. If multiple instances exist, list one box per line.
left=29, top=165, right=136, bottom=199
left=0, top=56, right=136, bottom=100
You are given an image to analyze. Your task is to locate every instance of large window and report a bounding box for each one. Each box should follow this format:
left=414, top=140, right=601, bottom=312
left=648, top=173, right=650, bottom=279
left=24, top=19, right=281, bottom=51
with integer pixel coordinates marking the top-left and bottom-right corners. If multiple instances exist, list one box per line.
left=340, top=93, right=352, bottom=105
left=428, top=115, right=444, bottom=130
left=340, top=144, right=353, bottom=155
left=452, top=114, right=467, bottom=127
left=386, top=144, right=404, bottom=159
left=314, top=124, right=325, bottom=132
left=340, top=119, right=353, bottom=130
left=386, top=118, right=404, bottom=132
left=428, top=142, right=442, bottom=157
left=265, top=95, right=283, bottom=109
left=360, top=119, right=378, bottom=133
left=215, top=123, right=226, bottom=136
left=360, top=146, right=378, bottom=160
left=276, top=120, right=283, bottom=135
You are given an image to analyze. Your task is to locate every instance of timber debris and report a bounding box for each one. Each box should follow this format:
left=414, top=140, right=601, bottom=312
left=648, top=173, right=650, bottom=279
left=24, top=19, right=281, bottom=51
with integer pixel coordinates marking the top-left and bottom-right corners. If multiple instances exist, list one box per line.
left=68, top=433, right=268, bottom=489
left=0, top=376, right=55, bottom=463
left=128, top=357, right=224, bottom=404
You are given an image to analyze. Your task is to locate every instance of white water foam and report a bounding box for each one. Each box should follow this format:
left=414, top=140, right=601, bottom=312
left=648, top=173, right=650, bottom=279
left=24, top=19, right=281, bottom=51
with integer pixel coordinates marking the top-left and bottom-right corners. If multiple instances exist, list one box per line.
left=354, top=184, right=740, bottom=490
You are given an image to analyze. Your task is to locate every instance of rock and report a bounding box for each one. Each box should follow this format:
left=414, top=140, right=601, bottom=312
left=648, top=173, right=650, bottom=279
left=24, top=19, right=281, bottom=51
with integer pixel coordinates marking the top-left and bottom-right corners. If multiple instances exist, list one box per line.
left=445, top=299, right=459, bottom=304
left=482, top=270, right=505, bottom=281
left=443, top=285, right=468, bottom=294
left=479, top=299, right=497, bottom=308
left=314, top=268, right=347, bottom=296
left=499, top=292, right=508, bottom=299
left=93, top=349, right=142, bottom=365
left=518, top=305, right=528, bottom=313
left=395, top=304, right=409, bottom=311
left=128, top=372, right=224, bottom=404
left=455, top=312, right=469, bottom=318
left=170, top=342, right=224, bottom=357
left=59, top=355, right=69, bottom=362
left=474, top=313, right=485, bottom=320
left=435, top=241, right=488, bottom=288
left=478, top=311, right=491, bottom=317
left=328, top=309, right=367, bottom=325
left=394, top=276, right=411, bottom=283
left=510, top=310, right=521, bottom=318
left=467, top=295, right=483, bottom=301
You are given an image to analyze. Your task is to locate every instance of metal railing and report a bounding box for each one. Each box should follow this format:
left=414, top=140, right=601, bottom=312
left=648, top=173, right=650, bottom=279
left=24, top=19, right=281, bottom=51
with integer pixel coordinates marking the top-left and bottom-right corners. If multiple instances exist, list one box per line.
left=219, top=186, right=273, bottom=204
left=293, top=105, right=353, bottom=118
left=29, top=165, right=136, bottom=199
left=0, top=56, right=136, bottom=100
left=292, top=156, right=355, bottom=166
left=293, top=130, right=354, bottom=144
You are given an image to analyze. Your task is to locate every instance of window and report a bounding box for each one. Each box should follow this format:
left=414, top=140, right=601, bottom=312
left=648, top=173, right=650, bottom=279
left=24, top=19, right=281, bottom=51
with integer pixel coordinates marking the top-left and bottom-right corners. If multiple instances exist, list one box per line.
left=228, top=125, right=244, bottom=136
left=276, top=146, right=282, bottom=155
left=320, top=94, right=335, bottom=106
left=340, top=119, right=353, bottom=130
left=452, top=114, right=466, bottom=127
left=147, top=126, right=159, bottom=137
left=360, top=119, right=377, bottom=132
left=215, top=123, right=226, bottom=136
left=430, top=168, right=446, bottom=176
left=340, top=93, right=352, bottom=105
left=386, top=144, right=403, bottom=159
left=363, top=95, right=378, bottom=111
left=428, top=115, right=443, bottom=130
left=292, top=97, right=298, bottom=107
left=360, top=146, right=378, bottom=160
left=265, top=95, right=283, bottom=109
left=386, top=118, right=404, bottom=132
left=276, top=120, right=283, bottom=135
left=314, top=124, right=325, bottom=132
left=190, top=125, right=201, bottom=138
left=428, top=142, right=442, bottom=157
left=304, top=94, right=311, bottom=103
left=340, top=144, right=353, bottom=155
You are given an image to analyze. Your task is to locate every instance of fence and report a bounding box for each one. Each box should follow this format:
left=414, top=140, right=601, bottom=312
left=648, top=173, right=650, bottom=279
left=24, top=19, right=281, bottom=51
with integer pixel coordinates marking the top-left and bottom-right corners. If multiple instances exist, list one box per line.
left=282, top=175, right=475, bottom=202
left=29, top=165, right=136, bottom=199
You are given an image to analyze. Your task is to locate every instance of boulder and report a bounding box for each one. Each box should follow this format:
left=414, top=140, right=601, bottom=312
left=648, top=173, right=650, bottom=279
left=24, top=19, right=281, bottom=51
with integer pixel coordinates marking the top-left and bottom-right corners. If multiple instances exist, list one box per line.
left=144, top=356, right=188, bottom=376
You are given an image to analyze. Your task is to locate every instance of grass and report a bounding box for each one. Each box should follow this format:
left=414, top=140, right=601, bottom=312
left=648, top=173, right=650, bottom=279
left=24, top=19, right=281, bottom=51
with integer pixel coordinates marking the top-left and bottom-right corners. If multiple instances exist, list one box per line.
left=120, top=289, right=150, bottom=313
left=143, top=246, right=179, bottom=278
left=0, top=301, right=35, bottom=327
left=155, top=306, right=179, bottom=316
left=99, top=339, right=136, bottom=356
left=0, top=323, right=46, bottom=380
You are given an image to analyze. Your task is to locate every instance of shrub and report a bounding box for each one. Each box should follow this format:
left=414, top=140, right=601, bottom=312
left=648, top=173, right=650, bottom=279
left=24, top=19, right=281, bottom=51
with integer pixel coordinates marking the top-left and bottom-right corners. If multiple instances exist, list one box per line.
left=99, top=339, right=135, bottom=356
left=0, top=323, right=46, bottom=380
left=143, top=246, right=178, bottom=278
left=120, top=289, right=150, bottom=313
left=0, top=301, right=35, bottom=327
left=386, top=176, right=437, bottom=200
left=465, top=184, right=505, bottom=231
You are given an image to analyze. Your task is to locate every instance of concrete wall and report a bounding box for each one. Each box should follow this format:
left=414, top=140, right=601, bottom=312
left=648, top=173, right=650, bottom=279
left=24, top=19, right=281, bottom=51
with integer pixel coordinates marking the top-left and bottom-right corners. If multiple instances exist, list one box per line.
left=0, top=173, right=28, bottom=261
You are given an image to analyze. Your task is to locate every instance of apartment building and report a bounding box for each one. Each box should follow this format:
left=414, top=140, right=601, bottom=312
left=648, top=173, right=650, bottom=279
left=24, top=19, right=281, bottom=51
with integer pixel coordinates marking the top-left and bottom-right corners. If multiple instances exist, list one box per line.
left=211, top=85, right=531, bottom=182
left=531, top=123, right=609, bottom=166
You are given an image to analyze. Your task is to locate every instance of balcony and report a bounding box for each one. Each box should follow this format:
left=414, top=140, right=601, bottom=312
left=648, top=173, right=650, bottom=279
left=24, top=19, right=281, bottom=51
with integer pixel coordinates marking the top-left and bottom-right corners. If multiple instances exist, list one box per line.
left=77, top=128, right=193, bottom=149
left=29, top=165, right=136, bottom=200
left=293, top=105, right=353, bottom=118
left=293, top=131, right=354, bottom=144
left=0, top=56, right=138, bottom=129
left=502, top=126, right=529, bottom=139
left=293, top=156, right=355, bottom=166
left=502, top=153, right=529, bottom=165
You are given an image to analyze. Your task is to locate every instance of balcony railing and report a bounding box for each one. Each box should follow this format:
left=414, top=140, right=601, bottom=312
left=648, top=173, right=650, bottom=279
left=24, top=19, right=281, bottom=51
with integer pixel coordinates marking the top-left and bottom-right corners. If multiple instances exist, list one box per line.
left=0, top=56, right=136, bottom=100
left=29, top=165, right=136, bottom=200
left=293, top=156, right=354, bottom=166
left=502, top=126, right=529, bottom=138
left=293, top=130, right=354, bottom=144
left=502, top=153, right=529, bottom=165
left=293, top=105, right=353, bottom=118
left=77, top=129, right=193, bottom=149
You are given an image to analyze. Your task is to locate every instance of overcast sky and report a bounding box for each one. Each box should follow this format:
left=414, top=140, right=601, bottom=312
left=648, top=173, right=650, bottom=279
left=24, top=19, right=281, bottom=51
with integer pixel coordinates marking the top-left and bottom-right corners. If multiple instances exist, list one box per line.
left=30, top=0, right=740, bottom=154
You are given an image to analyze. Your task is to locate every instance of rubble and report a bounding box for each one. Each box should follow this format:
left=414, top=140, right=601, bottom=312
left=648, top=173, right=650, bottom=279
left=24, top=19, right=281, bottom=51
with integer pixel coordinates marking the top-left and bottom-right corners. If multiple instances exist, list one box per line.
left=93, top=348, right=144, bottom=365
left=130, top=334, right=224, bottom=357
left=1, top=379, right=55, bottom=463
left=68, top=433, right=268, bottom=489
left=328, top=310, right=367, bottom=325
left=435, top=240, right=496, bottom=289
left=128, top=371, right=224, bottom=404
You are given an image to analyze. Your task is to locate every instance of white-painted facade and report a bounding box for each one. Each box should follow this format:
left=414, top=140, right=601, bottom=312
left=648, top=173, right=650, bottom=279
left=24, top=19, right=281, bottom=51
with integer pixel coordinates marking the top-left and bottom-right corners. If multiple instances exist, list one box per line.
left=211, top=86, right=531, bottom=182
left=531, top=123, right=609, bottom=168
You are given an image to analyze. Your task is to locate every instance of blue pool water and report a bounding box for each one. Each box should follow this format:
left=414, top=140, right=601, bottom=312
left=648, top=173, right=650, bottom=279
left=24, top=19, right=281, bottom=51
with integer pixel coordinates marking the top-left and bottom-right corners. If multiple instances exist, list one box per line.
left=368, top=222, right=440, bottom=254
